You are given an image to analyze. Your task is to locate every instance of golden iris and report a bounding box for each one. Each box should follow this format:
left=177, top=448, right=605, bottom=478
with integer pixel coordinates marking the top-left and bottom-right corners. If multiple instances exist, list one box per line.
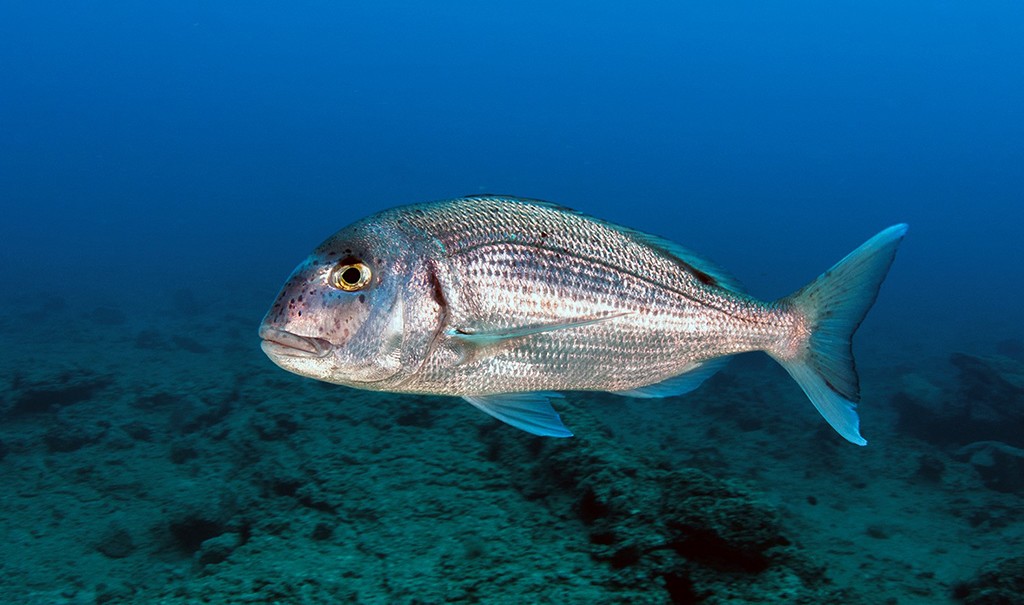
left=329, top=261, right=372, bottom=291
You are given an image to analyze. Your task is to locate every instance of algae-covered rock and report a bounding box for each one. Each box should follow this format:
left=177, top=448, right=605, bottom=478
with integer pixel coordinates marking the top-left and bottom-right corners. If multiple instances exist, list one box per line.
left=482, top=397, right=862, bottom=604
left=955, top=555, right=1024, bottom=604
left=44, top=419, right=108, bottom=453
left=5, top=370, right=112, bottom=418
left=895, top=353, right=1024, bottom=448
left=957, top=441, right=1024, bottom=493
left=96, top=524, right=136, bottom=559
left=196, top=532, right=243, bottom=566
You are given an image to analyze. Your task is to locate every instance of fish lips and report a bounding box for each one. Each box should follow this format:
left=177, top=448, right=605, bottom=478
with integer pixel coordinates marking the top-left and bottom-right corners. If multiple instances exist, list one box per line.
left=259, top=326, right=333, bottom=359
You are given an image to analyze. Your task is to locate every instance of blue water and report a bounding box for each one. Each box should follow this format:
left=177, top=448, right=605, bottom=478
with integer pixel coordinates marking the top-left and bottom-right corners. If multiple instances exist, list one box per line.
left=2, top=2, right=1023, bottom=603
left=3, top=1, right=1022, bottom=346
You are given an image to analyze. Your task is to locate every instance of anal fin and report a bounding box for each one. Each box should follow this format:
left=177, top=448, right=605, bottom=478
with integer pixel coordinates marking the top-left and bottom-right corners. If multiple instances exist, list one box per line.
left=611, top=357, right=729, bottom=399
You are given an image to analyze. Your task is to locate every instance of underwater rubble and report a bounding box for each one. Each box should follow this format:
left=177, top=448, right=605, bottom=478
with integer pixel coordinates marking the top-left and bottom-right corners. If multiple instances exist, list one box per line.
left=894, top=353, right=1024, bottom=448
left=954, top=555, right=1024, bottom=605
left=956, top=441, right=1024, bottom=494
left=1, top=304, right=1021, bottom=604
left=480, top=402, right=862, bottom=604
left=894, top=352, right=1024, bottom=493
left=5, top=370, right=113, bottom=419
left=0, top=356, right=866, bottom=604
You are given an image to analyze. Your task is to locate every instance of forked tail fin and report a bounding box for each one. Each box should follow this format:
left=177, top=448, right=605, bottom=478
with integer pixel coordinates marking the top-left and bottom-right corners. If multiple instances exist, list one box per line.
left=771, top=224, right=908, bottom=445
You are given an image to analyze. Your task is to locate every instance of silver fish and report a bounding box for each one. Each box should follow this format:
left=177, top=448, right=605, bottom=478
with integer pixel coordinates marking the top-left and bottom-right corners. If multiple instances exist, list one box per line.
left=259, top=195, right=906, bottom=445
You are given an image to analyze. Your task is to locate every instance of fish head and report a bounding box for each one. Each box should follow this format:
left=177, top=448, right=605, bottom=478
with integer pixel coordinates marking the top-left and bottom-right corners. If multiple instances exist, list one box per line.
left=259, top=217, right=434, bottom=388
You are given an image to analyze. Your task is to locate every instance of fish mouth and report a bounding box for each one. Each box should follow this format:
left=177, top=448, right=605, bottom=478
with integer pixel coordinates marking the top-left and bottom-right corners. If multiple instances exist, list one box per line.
left=259, top=326, right=332, bottom=358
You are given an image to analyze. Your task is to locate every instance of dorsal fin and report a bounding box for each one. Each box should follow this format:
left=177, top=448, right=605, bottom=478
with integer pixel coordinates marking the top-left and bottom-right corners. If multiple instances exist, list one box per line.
left=620, top=228, right=746, bottom=293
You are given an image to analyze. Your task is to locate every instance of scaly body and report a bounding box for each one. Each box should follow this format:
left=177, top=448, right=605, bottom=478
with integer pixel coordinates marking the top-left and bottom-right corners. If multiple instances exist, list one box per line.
left=382, top=197, right=795, bottom=395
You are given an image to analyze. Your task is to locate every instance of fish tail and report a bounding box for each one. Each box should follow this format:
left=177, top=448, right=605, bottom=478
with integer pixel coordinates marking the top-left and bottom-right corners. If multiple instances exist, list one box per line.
left=769, top=224, right=908, bottom=445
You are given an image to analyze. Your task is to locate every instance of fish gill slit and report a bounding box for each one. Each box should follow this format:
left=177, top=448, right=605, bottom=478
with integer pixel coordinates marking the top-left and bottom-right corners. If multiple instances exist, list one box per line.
left=424, top=262, right=451, bottom=353
left=428, top=265, right=448, bottom=312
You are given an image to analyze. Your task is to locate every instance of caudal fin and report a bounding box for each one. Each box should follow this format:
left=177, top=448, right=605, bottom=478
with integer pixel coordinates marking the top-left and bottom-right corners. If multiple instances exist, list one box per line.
left=772, top=224, right=908, bottom=445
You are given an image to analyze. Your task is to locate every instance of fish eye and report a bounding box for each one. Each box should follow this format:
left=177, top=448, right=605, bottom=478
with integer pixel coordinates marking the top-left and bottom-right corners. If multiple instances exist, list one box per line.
left=329, top=260, right=372, bottom=291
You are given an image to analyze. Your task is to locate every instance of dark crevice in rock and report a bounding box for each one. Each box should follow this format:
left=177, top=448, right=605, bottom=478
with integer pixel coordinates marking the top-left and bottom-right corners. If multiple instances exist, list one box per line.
left=954, top=554, right=1024, bottom=604
left=170, top=517, right=226, bottom=554
left=7, top=372, right=112, bottom=418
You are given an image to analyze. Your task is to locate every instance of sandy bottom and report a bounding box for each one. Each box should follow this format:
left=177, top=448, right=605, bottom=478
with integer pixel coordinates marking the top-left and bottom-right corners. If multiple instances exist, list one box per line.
left=0, top=293, right=1020, bottom=604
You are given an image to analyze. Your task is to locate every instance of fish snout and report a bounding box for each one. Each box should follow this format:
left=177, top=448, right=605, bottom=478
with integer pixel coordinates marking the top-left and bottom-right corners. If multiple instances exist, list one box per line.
left=258, top=325, right=333, bottom=359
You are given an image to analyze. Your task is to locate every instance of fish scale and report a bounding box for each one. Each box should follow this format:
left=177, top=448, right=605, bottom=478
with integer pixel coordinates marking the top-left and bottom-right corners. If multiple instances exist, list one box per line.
left=392, top=197, right=776, bottom=394
left=260, top=195, right=906, bottom=444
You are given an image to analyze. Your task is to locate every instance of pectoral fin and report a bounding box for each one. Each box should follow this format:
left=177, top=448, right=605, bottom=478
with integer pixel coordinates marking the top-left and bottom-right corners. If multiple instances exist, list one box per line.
left=463, top=392, right=573, bottom=437
left=448, top=311, right=632, bottom=346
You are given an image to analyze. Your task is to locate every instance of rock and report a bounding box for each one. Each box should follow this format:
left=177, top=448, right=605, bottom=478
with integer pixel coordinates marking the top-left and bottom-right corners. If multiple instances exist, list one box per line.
left=44, top=421, right=107, bottom=453
left=393, top=397, right=439, bottom=429
left=957, top=441, right=1024, bottom=493
left=170, top=515, right=228, bottom=555
left=865, top=525, right=890, bottom=540
left=913, top=453, right=946, bottom=483
left=173, top=395, right=235, bottom=434
left=252, top=412, right=300, bottom=441
left=165, top=489, right=240, bottom=556
left=121, top=421, right=153, bottom=442
left=7, top=371, right=112, bottom=418
left=954, top=554, right=1024, bottom=604
left=96, top=525, right=136, bottom=559
left=94, top=581, right=134, bottom=604
left=952, top=353, right=1024, bottom=410
left=310, top=522, right=334, bottom=541
left=895, top=353, right=1024, bottom=448
left=479, top=398, right=863, bottom=603
left=169, top=441, right=199, bottom=464
left=196, top=532, right=242, bottom=566
left=132, top=391, right=185, bottom=410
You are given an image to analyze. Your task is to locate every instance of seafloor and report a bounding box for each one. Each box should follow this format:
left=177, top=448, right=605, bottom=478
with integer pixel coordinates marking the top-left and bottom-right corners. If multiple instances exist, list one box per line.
left=1, top=289, right=1022, bottom=605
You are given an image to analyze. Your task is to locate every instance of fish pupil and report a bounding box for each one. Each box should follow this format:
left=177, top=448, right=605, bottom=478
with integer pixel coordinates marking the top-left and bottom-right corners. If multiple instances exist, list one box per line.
left=342, top=267, right=362, bottom=285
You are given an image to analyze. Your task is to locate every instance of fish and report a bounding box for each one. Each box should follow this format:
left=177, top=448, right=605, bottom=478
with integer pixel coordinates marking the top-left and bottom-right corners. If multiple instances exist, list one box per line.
left=259, top=195, right=906, bottom=445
